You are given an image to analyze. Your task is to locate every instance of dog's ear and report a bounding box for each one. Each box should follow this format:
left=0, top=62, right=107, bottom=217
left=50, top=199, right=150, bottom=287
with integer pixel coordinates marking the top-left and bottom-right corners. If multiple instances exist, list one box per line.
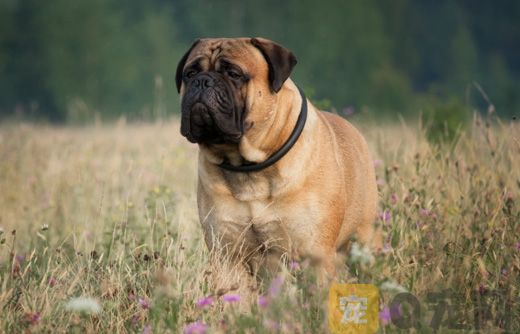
left=251, top=38, right=297, bottom=93
left=175, top=39, right=201, bottom=93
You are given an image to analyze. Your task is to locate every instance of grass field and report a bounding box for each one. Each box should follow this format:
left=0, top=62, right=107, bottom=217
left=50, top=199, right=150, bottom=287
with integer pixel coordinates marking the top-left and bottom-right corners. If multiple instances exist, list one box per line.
left=0, top=116, right=519, bottom=333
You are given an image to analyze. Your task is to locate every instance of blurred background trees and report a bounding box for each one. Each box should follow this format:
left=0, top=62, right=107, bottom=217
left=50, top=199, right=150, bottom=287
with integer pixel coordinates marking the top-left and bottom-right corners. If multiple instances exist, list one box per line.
left=0, top=0, right=518, bottom=122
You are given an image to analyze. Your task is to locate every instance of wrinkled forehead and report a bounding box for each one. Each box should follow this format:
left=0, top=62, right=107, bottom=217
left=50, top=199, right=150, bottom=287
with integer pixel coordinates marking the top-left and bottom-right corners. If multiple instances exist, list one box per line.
left=185, top=38, right=264, bottom=72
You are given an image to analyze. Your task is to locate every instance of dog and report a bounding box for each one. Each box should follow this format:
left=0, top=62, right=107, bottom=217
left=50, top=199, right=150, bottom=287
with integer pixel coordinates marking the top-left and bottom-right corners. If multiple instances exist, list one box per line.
left=176, top=37, right=381, bottom=280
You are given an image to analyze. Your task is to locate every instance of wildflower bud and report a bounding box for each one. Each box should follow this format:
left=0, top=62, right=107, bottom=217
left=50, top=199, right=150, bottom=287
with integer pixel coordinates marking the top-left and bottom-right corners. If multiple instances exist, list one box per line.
left=222, top=294, right=241, bottom=303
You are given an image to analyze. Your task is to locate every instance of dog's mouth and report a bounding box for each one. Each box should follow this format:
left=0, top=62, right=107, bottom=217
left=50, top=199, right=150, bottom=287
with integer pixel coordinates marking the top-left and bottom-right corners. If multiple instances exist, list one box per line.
left=181, top=102, right=217, bottom=143
left=180, top=79, right=245, bottom=144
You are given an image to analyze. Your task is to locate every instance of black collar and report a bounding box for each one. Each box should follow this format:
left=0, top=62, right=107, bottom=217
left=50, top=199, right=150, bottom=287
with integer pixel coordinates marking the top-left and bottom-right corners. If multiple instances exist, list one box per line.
left=219, top=85, right=308, bottom=173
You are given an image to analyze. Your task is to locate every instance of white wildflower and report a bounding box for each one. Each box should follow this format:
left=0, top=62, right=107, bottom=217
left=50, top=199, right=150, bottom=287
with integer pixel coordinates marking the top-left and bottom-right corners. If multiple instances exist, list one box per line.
left=65, top=297, right=102, bottom=314
left=349, top=242, right=375, bottom=264
left=380, top=280, right=408, bottom=293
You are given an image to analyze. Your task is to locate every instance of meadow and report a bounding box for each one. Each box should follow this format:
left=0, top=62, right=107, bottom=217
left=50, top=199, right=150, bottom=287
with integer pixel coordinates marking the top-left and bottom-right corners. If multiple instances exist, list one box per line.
left=0, top=115, right=518, bottom=333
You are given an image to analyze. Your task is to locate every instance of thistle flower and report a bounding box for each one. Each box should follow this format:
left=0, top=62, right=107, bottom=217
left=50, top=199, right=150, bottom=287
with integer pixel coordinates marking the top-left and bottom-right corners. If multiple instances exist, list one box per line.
left=48, top=276, right=57, bottom=287
left=379, top=210, right=391, bottom=223
left=419, top=208, right=430, bottom=217
left=268, top=276, right=284, bottom=297
left=15, top=254, right=25, bottom=264
left=142, top=324, right=152, bottom=334
left=390, top=193, right=399, bottom=204
left=24, top=312, right=41, bottom=326
left=379, top=305, right=391, bottom=325
left=382, top=242, right=393, bottom=254
left=138, top=297, right=150, bottom=310
left=184, top=320, right=207, bottom=334
left=381, top=303, right=402, bottom=325
left=221, top=294, right=240, bottom=303
left=342, top=107, right=355, bottom=117
left=257, top=295, right=269, bottom=308
left=131, top=314, right=141, bottom=327
left=195, top=296, right=213, bottom=309
left=263, top=319, right=280, bottom=331
left=65, top=297, right=102, bottom=314
left=289, top=260, right=300, bottom=270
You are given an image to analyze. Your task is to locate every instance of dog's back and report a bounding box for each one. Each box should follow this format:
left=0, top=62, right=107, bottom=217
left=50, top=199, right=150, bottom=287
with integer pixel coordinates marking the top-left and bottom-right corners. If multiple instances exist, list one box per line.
left=320, top=111, right=381, bottom=252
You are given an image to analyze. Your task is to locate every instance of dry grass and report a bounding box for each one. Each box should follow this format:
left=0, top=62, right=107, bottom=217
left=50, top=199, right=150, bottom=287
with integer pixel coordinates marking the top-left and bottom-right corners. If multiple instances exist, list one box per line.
left=0, top=116, right=519, bottom=333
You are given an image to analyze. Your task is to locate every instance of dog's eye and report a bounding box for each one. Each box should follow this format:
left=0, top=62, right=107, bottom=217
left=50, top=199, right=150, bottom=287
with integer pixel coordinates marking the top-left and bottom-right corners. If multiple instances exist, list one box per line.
left=227, top=70, right=241, bottom=80
left=185, top=70, right=198, bottom=79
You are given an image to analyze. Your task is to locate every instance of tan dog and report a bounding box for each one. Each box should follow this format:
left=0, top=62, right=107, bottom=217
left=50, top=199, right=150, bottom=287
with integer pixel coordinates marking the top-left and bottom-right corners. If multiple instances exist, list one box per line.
left=176, top=37, right=380, bottom=279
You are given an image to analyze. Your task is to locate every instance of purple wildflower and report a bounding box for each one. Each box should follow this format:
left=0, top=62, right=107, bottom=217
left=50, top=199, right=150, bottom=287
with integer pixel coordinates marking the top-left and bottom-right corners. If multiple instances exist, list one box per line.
left=131, top=314, right=141, bottom=327
left=48, top=276, right=58, bottom=287
left=379, top=305, right=391, bottom=325
left=257, top=295, right=269, bottom=308
left=289, top=260, right=300, bottom=270
left=138, top=297, right=150, bottom=310
left=142, top=324, right=152, bottom=334
left=419, top=208, right=430, bottom=217
left=516, top=242, right=520, bottom=251
left=24, top=312, right=41, bottom=326
left=221, top=294, right=241, bottom=303
left=184, top=321, right=207, bottom=334
left=219, top=319, right=228, bottom=331
left=128, top=291, right=136, bottom=301
left=390, top=303, right=402, bottom=319
left=196, top=296, right=213, bottom=309
left=379, top=210, right=391, bottom=223
left=382, top=242, right=393, bottom=254
left=268, top=276, right=284, bottom=297
left=342, top=106, right=355, bottom=117
left=263, top=319, right=280, bottom=331
left=373, top=159, right=383, bottom=168
left=390, top=193, right=399, bottom=204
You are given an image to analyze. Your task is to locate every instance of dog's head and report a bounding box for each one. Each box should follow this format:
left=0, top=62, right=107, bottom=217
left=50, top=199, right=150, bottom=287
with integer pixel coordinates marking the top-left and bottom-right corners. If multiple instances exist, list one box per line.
left=176, top=38, right=297, bottom=144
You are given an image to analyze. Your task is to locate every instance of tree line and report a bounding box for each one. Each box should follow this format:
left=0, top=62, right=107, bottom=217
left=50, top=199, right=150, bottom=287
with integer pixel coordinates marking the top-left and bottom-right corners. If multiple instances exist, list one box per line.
left=0, top=0, right=518, bottom=122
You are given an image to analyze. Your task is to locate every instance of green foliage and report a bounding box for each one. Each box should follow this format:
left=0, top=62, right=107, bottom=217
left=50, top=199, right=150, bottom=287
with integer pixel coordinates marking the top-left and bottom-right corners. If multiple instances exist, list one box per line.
left=0, top=0, right=519, bottom=121
left=422, top=98, right=470, bottom=144
left=303, top=86, right=332, bottom=111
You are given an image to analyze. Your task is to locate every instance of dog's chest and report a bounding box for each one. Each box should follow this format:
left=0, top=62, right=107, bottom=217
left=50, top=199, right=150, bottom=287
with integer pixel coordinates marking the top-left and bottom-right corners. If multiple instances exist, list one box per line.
left=200, top=169, right=322, bottom=257
left=222, top=171, right=278, bottom=201
left=206, top=190, right=319, bottom=256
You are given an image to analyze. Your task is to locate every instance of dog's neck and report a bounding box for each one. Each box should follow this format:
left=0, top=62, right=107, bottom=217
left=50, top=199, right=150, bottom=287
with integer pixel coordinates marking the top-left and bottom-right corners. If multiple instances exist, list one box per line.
left=200, top=80, right=303, bottom=169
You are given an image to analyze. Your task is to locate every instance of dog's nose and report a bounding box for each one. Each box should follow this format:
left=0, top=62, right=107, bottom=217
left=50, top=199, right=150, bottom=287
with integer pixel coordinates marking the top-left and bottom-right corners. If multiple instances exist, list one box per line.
left=192, top=74, right=214, bottom=90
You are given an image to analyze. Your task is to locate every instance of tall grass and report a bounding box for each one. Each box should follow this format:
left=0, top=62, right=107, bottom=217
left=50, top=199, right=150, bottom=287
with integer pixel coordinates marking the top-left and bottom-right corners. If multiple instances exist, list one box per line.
left=0, top=116, right=518, bottom=333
